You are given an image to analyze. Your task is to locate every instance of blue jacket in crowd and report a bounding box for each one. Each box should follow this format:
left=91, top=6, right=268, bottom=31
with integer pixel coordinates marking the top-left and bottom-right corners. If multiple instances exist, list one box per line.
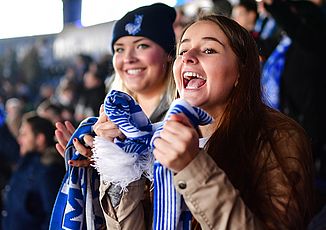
left=1, top=151, right=65, bottom=230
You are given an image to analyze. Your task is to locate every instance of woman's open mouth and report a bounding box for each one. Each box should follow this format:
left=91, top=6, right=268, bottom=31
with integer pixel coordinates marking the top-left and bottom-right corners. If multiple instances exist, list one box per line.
left=183, top=71, right=206, bottom=89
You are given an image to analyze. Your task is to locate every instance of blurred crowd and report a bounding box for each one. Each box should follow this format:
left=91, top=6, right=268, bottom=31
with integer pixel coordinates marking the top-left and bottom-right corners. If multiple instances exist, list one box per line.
left=0, top=0, right=325, bottom=229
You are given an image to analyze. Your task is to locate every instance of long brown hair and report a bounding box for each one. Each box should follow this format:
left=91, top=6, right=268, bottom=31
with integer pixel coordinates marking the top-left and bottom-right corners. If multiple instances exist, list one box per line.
left=186, top=14, right=264, bottom=193
left=178, top=15, right=314, bottom=229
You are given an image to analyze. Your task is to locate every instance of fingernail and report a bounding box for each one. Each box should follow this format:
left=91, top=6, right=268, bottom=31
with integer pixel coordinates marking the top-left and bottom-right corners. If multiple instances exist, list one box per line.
left=73, top=138, right=77, bottom=142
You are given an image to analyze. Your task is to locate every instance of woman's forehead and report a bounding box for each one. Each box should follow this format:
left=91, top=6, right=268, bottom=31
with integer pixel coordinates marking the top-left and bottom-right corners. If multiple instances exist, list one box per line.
left=114, top=36, right=153, bottom=45
left=181, top=20, right=228, bottom=45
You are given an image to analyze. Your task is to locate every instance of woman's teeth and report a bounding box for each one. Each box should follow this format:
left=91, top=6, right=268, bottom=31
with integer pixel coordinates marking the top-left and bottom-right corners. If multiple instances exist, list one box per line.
left=183, top=71, right=207, bottom=89
left=183, top=71, right=206, bottom=80
left=127, top=69, right=142, bottom=75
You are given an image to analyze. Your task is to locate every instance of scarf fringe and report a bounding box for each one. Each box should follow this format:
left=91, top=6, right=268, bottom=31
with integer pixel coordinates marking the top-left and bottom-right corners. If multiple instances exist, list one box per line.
left=92, top=136, right=153, bottom=192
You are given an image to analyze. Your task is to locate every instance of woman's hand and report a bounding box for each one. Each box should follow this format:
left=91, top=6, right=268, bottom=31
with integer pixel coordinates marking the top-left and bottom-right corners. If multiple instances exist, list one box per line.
left=93, top=105, right=125, bottom=141
left=55, top=120, right=94, bottom=167
left=55, top=120, right=76, bottom=157
left=153, top=114, right=200, bottom=173
left=69, top=134, right=94, bottom=167
left=69, top=104, right=125, bottom=167
left=55, top=105, right=125, bottom=167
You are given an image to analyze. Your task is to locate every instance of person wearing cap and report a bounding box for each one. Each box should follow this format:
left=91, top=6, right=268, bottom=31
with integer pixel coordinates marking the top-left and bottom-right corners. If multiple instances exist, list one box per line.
left=54, top=3, right=177, bottom=229
left=109, top=2, right=177, bottom=123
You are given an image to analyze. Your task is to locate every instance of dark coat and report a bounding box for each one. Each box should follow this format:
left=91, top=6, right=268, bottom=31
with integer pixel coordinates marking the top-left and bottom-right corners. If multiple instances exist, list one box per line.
left=0, top=123, right=20, bottom=229
left=1, top=151, right=65, bottom=230
left=265, top=0, right=326, bottom=180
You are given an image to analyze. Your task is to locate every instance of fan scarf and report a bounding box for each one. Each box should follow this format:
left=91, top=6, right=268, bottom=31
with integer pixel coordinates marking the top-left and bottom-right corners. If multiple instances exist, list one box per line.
left=92, top=90, right=155, bottom=190
left=51, top=90, right=213, bottom=229
left=93, top=90, right=213, bottom=229
left=151, top=99, right=213, bottom=230
left=49, top=117, right=105, bottom=230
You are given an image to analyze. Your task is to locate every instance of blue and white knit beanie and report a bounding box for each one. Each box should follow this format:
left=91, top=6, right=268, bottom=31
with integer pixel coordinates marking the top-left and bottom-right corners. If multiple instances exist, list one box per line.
left=111, top=3, right=176, bottom=56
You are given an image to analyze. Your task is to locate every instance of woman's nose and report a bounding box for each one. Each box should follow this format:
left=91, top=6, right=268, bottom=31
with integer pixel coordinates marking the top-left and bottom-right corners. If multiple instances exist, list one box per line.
left=123, top=49, right=137, bottom=64
left=181, top=49, right=198, bottom=64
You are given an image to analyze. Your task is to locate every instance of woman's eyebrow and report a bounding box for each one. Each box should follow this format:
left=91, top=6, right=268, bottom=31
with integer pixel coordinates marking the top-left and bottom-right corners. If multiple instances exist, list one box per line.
left=202, top=36, right=225, bottom=47
left=114, top=38, right=147, bottom=47
left=133, top=38, right=146, bottom=44
left=180, top=38, right=190, bottom=45
left=113, top=43, right=123, bottom=47
left=180, top=37, right=225, bottom=47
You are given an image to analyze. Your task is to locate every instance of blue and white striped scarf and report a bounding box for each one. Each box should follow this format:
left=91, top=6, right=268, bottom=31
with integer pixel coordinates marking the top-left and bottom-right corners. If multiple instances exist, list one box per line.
left=92, top=90, right=155, bottom=190
left=151, top=99, right=213, bottom=230
left=262, top=35, right=292, bottom=109
left=51, top=90, right=213, bottom=229
left=93, top=91, right=213, bottom=229
left=49, top=117, right=105, bottom=230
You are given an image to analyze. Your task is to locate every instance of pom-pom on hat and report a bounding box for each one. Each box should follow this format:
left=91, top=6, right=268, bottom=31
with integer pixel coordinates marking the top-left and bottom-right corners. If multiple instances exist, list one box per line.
left=111, top=3, right=176, bottom=56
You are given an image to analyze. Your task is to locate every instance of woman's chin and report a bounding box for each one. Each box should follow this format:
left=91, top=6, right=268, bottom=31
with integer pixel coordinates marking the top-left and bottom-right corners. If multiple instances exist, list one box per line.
left=180, top=94, right=204, bottom=107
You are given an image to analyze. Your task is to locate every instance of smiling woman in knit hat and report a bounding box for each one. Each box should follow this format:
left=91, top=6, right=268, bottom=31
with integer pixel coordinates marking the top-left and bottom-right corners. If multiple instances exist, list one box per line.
left=56, top=3, right=177, bottom=157
left=99, top=5, right=177, bottom=227
left=53, top=3, right=178, bottom=229
left=110, top=2, right=177, bottom=122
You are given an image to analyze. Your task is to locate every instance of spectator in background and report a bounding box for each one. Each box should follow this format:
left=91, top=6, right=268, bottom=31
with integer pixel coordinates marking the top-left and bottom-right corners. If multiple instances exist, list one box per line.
left=34, top=82, right=55, bottom=108
left=0, top=48, right=18, bottom=82
left=54, top=66, right=79, bottom=109
left=74, top=69, right=106, bottom=122
left=232, top=0, right=281, bottom=61
left=53, top=79, right=77, bottom=125
left=74, top=53, right=93, bottom=83
left=1, top=113, right=65, bottom=230
left=36, top=100, right=63, bottom=124
left=232, top=1, right=258, bottom=33
left=174, top=7, right=191, bottom=41
left=212, top=0, right=233, bottom=17
left=0, top=104, right=19, bottom=230
left=96, top=53, right=114, bottom=82
left=5, top=98, right=25, bottom=138
left=20, top=45, right=42, bottom=98
left=0, top=80, right=16, bottom=101
left=263, top=0, right=326, bottom=212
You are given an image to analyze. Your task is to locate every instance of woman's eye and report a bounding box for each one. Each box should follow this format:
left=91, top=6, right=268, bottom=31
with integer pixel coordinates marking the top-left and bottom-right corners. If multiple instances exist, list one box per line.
left=178, top=50, right=187, bottom=56
left=203, top=48, right=216, bottom=54
left=137, top=44, right=149, bottom=49
left=115, top=47, right=124, bottom=53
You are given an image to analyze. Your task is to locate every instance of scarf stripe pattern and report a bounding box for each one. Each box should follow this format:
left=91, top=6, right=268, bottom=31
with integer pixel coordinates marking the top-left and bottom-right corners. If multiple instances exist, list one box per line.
left=92, top=90, right=154, bottom=190
left=262, top=35, right=292, bottom=109
left=49, top=117, right=104, bottom=230
left=104, top=90, right=153, bottom=152
left=151, top=99, right=213, bottom=230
